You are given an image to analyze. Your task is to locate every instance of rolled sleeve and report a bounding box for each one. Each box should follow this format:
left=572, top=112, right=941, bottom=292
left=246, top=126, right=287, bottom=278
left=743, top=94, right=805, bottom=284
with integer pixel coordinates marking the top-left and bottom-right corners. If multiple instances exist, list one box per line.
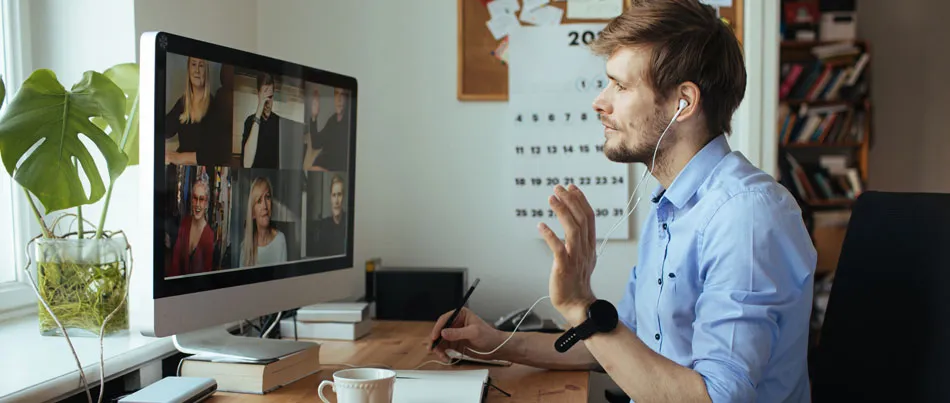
left=691, top=191, right=811, bottom=403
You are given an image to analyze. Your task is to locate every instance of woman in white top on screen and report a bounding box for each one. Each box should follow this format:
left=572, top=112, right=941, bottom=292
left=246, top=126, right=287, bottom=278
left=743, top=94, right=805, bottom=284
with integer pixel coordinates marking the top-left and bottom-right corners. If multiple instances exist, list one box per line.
left=240, top=177, right=287, bottom=267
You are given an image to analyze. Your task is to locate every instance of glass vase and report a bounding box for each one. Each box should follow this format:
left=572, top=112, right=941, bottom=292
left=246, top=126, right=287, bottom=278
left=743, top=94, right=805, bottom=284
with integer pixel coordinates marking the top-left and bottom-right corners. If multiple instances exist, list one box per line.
left=34, top=237, right=130, bottom=337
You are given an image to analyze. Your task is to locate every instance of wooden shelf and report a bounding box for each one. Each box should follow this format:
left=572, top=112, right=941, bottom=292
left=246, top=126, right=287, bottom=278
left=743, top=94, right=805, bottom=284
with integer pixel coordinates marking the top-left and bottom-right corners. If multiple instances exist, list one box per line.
left=781, top=39, right=868, bottom=49
left=806, top=198, right=855, bottom=209
left=782, top=142, right=864, bottom=149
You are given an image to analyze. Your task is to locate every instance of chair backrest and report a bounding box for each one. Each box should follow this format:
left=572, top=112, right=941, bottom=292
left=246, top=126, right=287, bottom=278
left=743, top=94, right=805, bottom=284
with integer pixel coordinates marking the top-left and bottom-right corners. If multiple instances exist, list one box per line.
left=811, top=191, right=950, bottom=402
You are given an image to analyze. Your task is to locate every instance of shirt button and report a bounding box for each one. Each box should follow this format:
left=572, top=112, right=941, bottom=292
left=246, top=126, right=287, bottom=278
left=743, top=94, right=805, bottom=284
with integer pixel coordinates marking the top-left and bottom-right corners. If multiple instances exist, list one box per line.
left=668, top=273, right=676, bottom=278
left=654, top=333, right=660, bottom=340
left=657, top=278, right=663, bottom=285
left=662, top=223, right=668, bottom=230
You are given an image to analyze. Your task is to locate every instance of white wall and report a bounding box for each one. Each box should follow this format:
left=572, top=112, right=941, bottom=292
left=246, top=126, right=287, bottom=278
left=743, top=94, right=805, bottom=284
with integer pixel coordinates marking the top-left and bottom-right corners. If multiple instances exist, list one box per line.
left=255, top=0, right=770, bottom=320
left=858, top=0, right=950, bottom=193
left=133, top=0, right=258, bottom=57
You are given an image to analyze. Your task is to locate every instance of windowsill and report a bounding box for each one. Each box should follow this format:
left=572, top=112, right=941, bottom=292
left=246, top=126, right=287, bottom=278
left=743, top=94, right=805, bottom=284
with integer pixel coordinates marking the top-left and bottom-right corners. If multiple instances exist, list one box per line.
left=0, top=312, right=177, bottom=402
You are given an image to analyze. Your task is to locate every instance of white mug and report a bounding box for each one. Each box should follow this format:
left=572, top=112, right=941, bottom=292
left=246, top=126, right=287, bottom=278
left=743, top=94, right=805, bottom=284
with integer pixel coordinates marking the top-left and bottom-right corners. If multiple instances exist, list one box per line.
left=318, top=368, right=396, bottom=403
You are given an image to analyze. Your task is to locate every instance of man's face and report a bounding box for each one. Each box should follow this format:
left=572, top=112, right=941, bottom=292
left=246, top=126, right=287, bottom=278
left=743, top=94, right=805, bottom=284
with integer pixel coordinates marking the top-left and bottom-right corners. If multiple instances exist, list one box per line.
left=334, top=89, right=346, bottom=116
left=593, top=46, right=669, bottom=164
left=261, top=84, right=274, bottom=118
left=331, top=182, right=344, bottom=218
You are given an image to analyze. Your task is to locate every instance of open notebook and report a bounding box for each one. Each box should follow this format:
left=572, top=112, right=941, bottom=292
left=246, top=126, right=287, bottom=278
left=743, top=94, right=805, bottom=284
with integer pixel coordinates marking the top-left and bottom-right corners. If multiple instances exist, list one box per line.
left=392, top=369, right=490, bottom=403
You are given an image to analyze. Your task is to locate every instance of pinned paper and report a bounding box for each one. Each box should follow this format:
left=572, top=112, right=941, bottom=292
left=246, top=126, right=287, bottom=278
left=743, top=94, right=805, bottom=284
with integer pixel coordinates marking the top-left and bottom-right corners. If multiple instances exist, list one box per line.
left=566, top=0, right=622, bottom=19
left=700, top=0, right=732, bottom=7
left=523, top=0, right=550, bottom=12
left=491, top=36, right=510, bottom=64
left=520, top=5, right=564, bottom=25
left=487, top=0, right=519, bottom=19
left=486, top=13, right=520, bottom=40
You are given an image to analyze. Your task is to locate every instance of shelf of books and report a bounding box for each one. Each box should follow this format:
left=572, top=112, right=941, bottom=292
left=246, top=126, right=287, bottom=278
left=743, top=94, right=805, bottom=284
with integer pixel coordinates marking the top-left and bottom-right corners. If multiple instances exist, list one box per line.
left=777, top=39, right=870, bottom=212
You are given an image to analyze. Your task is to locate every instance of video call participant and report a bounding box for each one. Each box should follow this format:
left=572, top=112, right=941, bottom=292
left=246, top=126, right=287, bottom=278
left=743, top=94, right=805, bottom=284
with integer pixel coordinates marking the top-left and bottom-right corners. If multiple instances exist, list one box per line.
left=313, top=174, right=347, bottom=256
left=241, top=73, right=285, bottom=169
left=168, top=172, right=215, bottom=276
left=240, top=176, right=288, bottom=267
left=309, top=88, right=350, bottom=172
left=165, top=56, right=229, bottom=166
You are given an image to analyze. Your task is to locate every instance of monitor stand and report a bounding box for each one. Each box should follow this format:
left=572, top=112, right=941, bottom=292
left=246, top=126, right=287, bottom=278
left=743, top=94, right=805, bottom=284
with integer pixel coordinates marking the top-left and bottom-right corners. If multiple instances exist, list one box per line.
left=172, top=325, right=318, bottom=362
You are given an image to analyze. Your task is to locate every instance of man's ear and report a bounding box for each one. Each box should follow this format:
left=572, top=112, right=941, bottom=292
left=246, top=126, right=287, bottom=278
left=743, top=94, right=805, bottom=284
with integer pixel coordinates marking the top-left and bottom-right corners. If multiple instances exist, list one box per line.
left=675, top=82, right=701, bottom=122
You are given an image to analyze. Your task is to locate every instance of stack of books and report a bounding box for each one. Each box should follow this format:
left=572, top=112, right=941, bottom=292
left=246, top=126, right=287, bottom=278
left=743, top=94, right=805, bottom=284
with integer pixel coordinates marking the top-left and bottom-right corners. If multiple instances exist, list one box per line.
left=178, top=343, right=321, bottom=394
left=280, top=302, right=372, bottom=341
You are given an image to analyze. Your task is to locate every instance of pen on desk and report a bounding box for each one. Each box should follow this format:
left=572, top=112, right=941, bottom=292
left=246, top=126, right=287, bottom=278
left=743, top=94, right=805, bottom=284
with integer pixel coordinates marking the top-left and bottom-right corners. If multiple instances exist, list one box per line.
left=430, top=278, right=480, bottom=351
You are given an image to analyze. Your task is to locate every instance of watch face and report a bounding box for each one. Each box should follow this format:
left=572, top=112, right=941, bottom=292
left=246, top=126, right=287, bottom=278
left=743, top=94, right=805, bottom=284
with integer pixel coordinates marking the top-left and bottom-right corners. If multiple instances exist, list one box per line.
left=589, top=299, right=619, bottom=332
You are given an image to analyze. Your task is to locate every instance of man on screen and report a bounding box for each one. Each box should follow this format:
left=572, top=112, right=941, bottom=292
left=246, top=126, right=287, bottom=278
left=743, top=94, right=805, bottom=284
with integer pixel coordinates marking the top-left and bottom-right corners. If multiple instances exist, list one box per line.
left=309, top=87, right=350, bottom=172
left=312, top=174, right=347, bottom=257
left=241, top=72, right=285, bottom=169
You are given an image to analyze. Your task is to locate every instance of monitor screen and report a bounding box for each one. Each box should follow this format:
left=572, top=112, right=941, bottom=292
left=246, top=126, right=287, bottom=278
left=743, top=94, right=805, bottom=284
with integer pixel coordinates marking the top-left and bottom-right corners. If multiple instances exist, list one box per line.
left=150, top=32, right=356, bottom=299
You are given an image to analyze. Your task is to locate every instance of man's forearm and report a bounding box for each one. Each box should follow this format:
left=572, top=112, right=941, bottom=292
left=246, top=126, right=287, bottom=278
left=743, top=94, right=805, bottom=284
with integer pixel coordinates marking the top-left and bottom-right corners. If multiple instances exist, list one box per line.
left=584, top=325, right=710, bottom=403
left=243, top=124, right=260, bottom=168
left=498, top=332, right=599, bottom=371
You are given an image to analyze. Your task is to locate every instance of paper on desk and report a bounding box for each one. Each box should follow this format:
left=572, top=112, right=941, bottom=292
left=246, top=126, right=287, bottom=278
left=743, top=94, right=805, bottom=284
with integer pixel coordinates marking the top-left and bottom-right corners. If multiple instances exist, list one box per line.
left=566, top=0, right=622, bottom=19
left=487, top=0, right=519, bottom=19
left=392, top=370, right=489, bottom=403
left=520, top=5, right=564, bottom=25
left=486, top=13, right=520, bottom=40
left=700, top=0, right=732, bottom=7
left=523, top=0, right=550, bottom=12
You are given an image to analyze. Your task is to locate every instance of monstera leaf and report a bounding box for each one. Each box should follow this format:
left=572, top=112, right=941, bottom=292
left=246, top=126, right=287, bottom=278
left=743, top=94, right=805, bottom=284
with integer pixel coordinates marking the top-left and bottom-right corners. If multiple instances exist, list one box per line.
left=92, top=63, right=139, bottom=166
left=0, top=69, right=129, bottom=214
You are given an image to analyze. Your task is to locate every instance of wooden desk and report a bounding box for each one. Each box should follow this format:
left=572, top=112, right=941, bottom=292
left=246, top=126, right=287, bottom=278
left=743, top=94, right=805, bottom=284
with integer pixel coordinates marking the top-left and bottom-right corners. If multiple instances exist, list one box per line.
left=208, top=321, right=589, bottom=402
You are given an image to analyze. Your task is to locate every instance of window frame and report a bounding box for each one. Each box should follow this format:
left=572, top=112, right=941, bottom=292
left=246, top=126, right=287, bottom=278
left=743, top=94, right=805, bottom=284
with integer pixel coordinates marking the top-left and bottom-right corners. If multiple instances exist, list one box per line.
left=0, top=0, right=37, bottom=315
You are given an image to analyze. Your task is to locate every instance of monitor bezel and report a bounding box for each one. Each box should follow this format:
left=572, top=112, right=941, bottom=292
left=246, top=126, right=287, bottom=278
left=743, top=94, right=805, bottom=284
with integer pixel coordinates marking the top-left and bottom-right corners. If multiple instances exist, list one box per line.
left=149, top=31, right=357, bottom=299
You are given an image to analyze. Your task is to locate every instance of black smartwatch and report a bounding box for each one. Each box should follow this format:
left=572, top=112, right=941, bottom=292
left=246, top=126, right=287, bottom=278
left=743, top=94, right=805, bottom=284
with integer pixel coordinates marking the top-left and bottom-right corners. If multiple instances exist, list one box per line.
left=555, top=299, right=618, bottom=353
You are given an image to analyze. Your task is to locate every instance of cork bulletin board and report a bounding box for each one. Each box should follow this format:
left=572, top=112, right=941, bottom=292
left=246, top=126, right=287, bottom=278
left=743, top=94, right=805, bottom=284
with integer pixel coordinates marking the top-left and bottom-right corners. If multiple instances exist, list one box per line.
left=457, top=0, right=744, bottom=101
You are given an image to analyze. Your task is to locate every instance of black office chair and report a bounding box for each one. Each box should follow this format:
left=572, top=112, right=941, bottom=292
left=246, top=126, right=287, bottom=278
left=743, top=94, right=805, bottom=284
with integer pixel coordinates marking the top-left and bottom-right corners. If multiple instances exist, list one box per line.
left=810, top=191, right=950, bottom=402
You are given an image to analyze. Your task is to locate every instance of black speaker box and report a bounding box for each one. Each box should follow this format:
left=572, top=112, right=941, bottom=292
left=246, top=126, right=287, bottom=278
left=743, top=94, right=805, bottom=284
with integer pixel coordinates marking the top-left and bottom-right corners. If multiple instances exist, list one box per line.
left=372, top=267, right=468, bottom=321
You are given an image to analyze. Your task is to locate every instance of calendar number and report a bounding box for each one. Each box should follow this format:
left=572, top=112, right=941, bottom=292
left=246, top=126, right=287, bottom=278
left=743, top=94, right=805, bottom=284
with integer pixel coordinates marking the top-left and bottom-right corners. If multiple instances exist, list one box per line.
left=531, top=146, right=541, bottom=155
left=612, top=176, right=624, bottom=184
left=547, top=145, right=558, bottom=154
left=614, top=208, right=624, bottom=216
left=515, top=178, right=526, bottom=186
left=562, top=145, right=574, bottom=153
left=568, top=30, right=598, bottom=46
left=532, top=209, right=544, bottom=217
left=531, top=178, right=542, bottom=186
left=595, top=208, right=609, bottom=217
left=515, top=146, right=524, bottom=154
left=596, top=144, right=604, bottom=152
left=546, top=177, right=559, bottom=186
left=516, top=209, right=527, bottom=217
left=580, top=145, right=590, bottom=153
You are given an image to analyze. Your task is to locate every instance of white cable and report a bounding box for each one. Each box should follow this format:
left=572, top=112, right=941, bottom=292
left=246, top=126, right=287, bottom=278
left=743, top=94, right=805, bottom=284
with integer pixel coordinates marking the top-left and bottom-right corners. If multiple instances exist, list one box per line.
left=262, top=312, right=281, bottom=338
left=466, top=295, right=551, bottom=356
left=596, top=105, right=684, bottom=257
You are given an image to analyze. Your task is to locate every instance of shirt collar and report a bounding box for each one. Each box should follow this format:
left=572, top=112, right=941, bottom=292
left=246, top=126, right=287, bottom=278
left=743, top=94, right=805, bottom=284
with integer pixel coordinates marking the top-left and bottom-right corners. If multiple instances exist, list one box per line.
left=651, top=134, right=732, bottom=209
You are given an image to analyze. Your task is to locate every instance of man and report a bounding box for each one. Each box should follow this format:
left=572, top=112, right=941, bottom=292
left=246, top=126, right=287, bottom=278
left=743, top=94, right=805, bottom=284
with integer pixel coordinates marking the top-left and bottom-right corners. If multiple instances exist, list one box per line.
left=311, top=174, right=347, bottom=256
left=428, top=1, right=817, bottom=402
left=309, top=87, right=350, bottom=172
left=241, top=72, right=283, bottom=169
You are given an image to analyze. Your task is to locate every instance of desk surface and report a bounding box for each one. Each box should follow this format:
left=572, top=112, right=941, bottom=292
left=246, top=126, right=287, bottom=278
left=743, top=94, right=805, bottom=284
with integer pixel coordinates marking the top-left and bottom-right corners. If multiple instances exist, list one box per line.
left=208, top=321, right=589, bottom=403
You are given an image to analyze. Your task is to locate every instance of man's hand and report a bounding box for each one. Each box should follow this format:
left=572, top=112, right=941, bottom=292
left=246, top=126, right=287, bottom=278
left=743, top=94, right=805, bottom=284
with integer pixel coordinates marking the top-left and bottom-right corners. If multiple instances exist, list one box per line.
left=538, top=184, right=597, bottom=326
left=256, top=85, right=273, bottom=116
left=427, top=307, right=508, bottom=361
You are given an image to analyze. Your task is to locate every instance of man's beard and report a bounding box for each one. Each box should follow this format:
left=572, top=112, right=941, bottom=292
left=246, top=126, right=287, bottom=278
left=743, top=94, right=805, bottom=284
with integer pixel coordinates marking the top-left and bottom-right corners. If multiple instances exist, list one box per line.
left=603, top=104, right=671, bottom=167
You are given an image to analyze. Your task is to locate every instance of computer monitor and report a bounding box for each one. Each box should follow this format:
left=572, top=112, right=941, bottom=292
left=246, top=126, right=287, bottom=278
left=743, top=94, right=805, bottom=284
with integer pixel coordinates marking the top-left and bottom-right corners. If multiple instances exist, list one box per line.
left=132, top=31, right=358, bottom=361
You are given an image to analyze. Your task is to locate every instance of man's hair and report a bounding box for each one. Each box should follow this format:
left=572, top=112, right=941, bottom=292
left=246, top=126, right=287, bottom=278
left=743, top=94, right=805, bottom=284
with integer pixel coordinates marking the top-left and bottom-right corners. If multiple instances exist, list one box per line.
left=590, top=0, right=746, bottom=137
left=331, top=174, right=345, bottom=192
left=256, top=72, right=274, bottom=91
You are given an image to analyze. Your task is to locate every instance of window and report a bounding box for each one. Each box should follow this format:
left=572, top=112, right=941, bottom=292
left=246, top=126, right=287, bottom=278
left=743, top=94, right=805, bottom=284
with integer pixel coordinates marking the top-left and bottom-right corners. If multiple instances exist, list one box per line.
left=0, top=0, right=36, bottom=313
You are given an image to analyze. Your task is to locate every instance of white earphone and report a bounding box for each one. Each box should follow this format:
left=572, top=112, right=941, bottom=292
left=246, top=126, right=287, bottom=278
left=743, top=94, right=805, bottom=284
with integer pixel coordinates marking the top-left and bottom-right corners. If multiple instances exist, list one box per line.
left=596, top=98, right=688, bottom=256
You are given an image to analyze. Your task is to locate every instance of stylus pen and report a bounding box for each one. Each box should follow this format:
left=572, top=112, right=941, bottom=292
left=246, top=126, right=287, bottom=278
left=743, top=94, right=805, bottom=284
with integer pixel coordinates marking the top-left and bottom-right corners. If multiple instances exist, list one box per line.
left=430, top=278, right=480, bottom=351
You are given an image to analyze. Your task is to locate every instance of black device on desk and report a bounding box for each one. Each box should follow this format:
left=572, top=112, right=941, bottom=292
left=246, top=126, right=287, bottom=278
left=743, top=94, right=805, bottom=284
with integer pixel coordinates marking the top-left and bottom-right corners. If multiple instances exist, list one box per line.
left=495, top=308, right=562, bottom=333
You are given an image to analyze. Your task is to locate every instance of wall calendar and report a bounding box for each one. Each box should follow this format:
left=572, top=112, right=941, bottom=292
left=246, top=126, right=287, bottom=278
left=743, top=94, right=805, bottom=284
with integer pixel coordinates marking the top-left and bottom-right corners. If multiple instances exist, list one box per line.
left=507, top=23, right=631, bottom=240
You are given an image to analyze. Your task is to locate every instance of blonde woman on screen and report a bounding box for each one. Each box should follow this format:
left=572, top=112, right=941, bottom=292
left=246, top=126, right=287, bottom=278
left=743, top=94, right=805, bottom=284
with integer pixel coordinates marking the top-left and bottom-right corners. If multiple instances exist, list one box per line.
left=240, top=177, right=287, bottom=267
left=165, top=56, right=214, bottom=166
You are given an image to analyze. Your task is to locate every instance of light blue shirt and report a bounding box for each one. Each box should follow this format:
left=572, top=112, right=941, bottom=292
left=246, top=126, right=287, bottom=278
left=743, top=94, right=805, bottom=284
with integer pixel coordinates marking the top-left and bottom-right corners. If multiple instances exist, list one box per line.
left=618, top=134, right=817, bottom=403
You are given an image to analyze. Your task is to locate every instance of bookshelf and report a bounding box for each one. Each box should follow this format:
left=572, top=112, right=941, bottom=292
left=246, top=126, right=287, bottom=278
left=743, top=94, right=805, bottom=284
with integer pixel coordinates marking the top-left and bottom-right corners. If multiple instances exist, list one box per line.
left=776, top=39, right=871, bottom=242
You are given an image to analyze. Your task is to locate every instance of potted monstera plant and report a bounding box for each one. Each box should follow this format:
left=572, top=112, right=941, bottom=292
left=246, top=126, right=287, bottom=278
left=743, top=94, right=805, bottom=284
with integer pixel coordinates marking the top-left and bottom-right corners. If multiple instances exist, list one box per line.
left=0, top=63, right=139, bottom=403
left=0, top=62, right=139, bottom=337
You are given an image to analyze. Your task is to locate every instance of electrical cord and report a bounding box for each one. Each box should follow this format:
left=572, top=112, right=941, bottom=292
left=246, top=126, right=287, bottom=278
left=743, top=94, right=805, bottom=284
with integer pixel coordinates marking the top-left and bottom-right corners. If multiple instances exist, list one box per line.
left=261, top=311, right=281, bottom=338
left=466, top=295, right=551, bottom=356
